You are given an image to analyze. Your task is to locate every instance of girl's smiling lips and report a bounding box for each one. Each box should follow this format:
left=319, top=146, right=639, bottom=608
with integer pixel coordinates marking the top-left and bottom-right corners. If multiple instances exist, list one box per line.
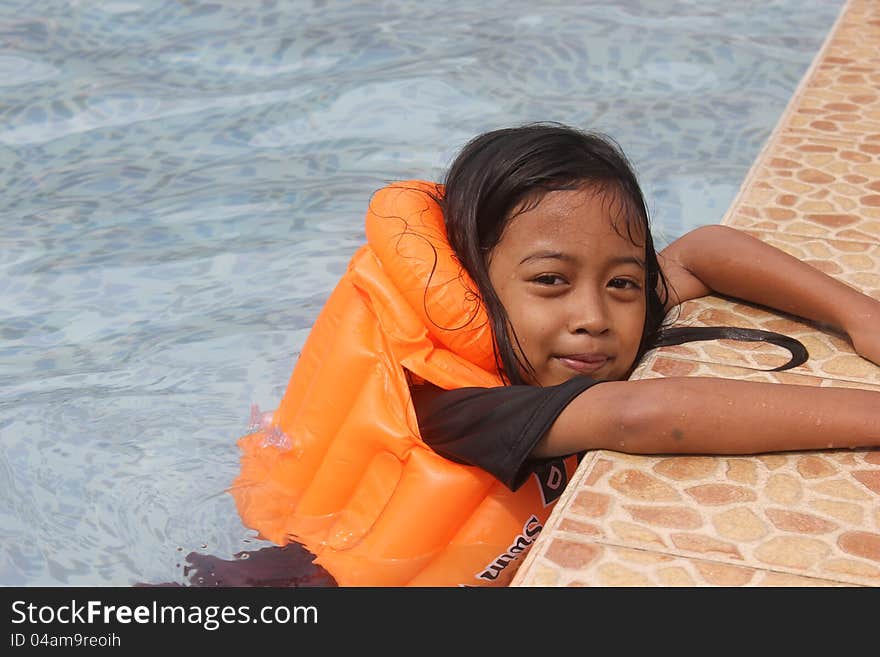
left=557, top=353, right=610, bottom=374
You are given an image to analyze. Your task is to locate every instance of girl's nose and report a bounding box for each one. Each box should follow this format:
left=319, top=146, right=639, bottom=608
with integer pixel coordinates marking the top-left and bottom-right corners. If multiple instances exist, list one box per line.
left=568, top=293, right=609, bottom=336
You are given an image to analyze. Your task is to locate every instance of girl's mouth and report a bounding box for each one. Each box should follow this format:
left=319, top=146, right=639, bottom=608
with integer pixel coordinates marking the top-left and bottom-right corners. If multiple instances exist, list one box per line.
left=557, top=355, right=609, bottom=374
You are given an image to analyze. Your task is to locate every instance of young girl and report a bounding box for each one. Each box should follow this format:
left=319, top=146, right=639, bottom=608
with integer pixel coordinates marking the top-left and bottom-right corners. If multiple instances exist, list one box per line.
left=229, top=122, right=880, bottom=588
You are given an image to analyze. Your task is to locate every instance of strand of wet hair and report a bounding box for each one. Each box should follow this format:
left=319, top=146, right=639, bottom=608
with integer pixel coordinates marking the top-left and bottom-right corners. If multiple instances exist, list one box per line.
left=651, top=326, right=809, bottom=372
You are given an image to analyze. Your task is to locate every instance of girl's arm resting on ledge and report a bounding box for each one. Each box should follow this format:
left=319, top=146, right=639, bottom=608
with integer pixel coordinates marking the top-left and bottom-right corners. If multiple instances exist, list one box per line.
left=532, top=377, right=880, bottom=458
left=658, top=225, right=880, bottom=365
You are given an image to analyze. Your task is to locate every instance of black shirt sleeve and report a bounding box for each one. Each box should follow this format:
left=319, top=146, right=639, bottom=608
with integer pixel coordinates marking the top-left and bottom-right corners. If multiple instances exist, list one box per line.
left=410, top=376, right=600, bottom=492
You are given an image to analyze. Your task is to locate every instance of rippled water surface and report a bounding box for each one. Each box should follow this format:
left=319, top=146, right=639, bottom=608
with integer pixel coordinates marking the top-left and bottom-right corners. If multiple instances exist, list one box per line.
left=0, top=0, right=845, bottom=585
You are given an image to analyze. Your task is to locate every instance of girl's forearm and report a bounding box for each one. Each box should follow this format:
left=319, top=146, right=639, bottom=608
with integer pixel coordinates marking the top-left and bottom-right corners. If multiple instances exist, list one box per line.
left=665, top=225, right=875, bottom=333
left=537, top=377, right=880, bottom=458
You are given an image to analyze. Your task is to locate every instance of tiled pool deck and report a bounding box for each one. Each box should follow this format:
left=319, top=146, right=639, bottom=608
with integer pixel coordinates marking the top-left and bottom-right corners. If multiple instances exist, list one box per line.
left=511, top=0, right=880, bottom=587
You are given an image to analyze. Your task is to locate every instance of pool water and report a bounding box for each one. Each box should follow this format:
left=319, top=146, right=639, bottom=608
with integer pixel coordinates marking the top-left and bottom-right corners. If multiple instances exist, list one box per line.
left=0, top=0, right=845, bottom=585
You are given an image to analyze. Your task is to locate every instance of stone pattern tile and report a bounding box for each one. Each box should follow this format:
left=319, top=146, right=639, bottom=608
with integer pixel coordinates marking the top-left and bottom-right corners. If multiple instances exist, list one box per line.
left=744, top=229, right=880, bottom=298
left=722, top=1, right=880, bottom=243
left=518, top=543, right=849, bottom=587
left=645, top=221, right=880, bottom=384
left=634, top=352, right=880, bottom=390
left=784, top=6, right=880, bottom=148
left=512, top=0, right=880, bottom=588
left=513, top=360, right=880, bottom=587
left=725, top=133, right=880, bottom=242
left=652, top=294, right=880, bottom=386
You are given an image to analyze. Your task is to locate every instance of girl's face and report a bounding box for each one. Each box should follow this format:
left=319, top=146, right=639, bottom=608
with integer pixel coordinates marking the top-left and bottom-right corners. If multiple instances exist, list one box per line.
left=487, top=187, right=647, bottom=386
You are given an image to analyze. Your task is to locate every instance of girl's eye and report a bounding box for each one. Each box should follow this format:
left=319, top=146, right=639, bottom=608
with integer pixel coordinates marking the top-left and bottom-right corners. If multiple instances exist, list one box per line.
left=608, top=277, right=640, bottom=290
left=533, top=274, right=566, bottom=286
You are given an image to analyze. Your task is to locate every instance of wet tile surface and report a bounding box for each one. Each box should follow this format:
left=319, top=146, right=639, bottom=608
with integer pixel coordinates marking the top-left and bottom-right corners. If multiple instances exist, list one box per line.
left=652, top=294, right=880, bottom=386
left=513, top=0, right=880, bottom=587
left=726, top=133, right=880, bottom=242
left=519, top=448, right=879, bottom=586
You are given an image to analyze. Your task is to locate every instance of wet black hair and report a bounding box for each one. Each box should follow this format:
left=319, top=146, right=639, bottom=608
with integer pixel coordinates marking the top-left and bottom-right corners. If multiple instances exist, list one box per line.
left=431, top=122, right=807, bottom=384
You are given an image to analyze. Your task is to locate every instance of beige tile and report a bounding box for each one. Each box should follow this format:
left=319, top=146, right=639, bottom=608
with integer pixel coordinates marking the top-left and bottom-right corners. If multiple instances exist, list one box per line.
left=513, top=428, right=880, bottom=587
left=719, top=0, right=880, bottom=242
left=651, top=295, right=880, bottom=386
left=514, top=541, right=856, bottom=587
left=784, top=1, right=880, bottom=144
left=737, top=231, right=880, bottom=302
left=723, top=133, right=880, bottom=242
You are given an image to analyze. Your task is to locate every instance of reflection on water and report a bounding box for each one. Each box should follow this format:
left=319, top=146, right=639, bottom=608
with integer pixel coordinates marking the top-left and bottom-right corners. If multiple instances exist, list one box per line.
left=0, top=0, right=844, bottom=585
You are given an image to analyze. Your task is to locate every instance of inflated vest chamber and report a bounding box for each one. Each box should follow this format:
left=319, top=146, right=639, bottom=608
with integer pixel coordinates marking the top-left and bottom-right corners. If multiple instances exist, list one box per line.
left=231, top=180, right=578, bottom=586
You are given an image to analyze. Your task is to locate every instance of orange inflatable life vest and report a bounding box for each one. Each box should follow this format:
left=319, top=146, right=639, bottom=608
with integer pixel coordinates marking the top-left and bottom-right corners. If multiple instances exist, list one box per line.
left=231, top=180, right=579, bottom=586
